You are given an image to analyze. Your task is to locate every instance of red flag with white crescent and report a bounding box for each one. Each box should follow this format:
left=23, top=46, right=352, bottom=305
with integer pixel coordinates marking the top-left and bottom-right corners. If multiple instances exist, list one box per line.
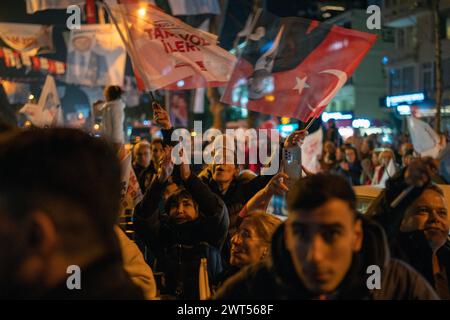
left=221, top=12, right=377, bottom=122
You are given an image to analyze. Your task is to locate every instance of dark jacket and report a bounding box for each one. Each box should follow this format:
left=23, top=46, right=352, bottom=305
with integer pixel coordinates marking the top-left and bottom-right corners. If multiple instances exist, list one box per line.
left=41, top=253, right=144, bottom=300
left=336, top=161, right=362, bottom=186
left=134, top=173, right=229, bottom=298
left=214, top=216, right=439, bottom=300
left=392, top=230, right=450, bottom=299
left=134, top=173, right=229, bottom=251
left=137, top=161, right=158, bottom=192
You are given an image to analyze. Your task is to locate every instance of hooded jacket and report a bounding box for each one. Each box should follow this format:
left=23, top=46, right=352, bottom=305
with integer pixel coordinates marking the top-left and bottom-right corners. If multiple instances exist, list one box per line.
left=214, top=216, right=439, bottom=300
left=134, top=173, right=229, bottom=298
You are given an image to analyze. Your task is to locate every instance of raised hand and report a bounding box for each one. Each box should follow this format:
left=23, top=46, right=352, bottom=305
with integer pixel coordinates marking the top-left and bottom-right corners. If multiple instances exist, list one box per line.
left=153, top=102, right=172, bottom=129
left=284, top=129, right=308, bottom=149
left=157, top=145, right=174, bottom=183
left=266, top=172, right=290, bottom=195
left=404, top=158, right=432, bottom=188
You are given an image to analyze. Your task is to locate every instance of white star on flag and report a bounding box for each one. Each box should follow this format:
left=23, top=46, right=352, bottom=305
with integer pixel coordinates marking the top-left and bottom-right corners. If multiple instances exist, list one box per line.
left=293, top=76, right=310, bottom=95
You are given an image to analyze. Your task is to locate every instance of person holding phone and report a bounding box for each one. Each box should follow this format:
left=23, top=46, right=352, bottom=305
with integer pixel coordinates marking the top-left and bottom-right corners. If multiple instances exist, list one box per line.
left=337, top=145, right=362, bottom=186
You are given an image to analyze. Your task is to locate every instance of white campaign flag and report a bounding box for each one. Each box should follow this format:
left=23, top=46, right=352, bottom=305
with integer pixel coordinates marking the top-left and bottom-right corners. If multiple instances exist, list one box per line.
left=168, top=0, right=220, bottom=16
left=26, top=0, right=85, bottom=14
left=107, top=1, right=236, bottom=91
left=119, top=151, right=144, bottom=213
left=407, top=116, right=441, bottom=159
left=192, top=19, right=209, bottom=114
left=66, top=24, right=126, bottom=87
left=19, top=75, right=63, bottom=128
left=0, top=23, right=53, bottom=56
left=301, top=128, right=323, bottom=174
left=378, top=158, right=397, bottom=188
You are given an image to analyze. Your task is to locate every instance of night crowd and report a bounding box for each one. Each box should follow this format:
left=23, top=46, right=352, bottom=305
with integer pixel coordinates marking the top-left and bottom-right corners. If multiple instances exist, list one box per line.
left=0, top=86, right=449, bottom=300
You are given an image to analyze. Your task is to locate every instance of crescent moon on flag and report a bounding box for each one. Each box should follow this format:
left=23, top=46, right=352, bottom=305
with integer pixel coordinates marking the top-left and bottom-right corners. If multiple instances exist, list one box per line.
left=307, top=69, right=347, bottom=111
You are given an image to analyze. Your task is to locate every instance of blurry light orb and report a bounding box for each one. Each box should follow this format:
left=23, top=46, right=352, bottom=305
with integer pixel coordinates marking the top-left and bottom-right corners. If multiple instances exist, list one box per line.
left=138, top=7, right=146, bottom=18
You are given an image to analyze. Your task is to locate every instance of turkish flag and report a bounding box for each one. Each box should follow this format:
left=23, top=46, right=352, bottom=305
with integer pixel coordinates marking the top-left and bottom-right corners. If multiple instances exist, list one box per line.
left=221, top=13, right=377, bottom=122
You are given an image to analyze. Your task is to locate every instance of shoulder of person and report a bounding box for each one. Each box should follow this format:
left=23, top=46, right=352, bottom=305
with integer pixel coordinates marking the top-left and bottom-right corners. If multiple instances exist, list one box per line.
left=214, top=261, right=276, bottom=300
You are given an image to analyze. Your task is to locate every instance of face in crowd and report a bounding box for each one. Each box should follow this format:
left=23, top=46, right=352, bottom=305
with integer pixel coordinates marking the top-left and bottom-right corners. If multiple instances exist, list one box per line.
left=324, top=141, right=336, bottom=155
left=285, top=174, right=363, bottom=294
left=166, top=191, right=199, bottom=225
left=344, top=147, right=357, bottom=164
left=134, top=142, right=151, bottom=168
left=230, top=212, right=281, bottom=268
left=379, top=150, right=393, bottom=167
left=401, top=187, right=449, bottom=251
left=151, top=141, right=164, bottom=165
left=336, top=147, right=345, bottom=162
left=212, top=148, right=239, bottom=185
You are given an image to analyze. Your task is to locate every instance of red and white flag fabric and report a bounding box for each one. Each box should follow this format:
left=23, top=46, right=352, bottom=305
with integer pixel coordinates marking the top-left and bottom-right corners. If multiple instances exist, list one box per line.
left=0, top=23, right=54, bottom=56
left=221, top=11, right=377, bottom=122
left=301, top=128, right=323, bottom=174
left=106, top=0, right=236, bottom=91
left=19, top=75, right=63, bottom=128
left=119, top=151, right=144, bottom=212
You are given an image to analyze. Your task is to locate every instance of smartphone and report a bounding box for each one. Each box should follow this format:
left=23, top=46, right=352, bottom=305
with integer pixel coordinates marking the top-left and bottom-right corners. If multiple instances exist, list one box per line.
left=283, top=146, right=302, bottom=189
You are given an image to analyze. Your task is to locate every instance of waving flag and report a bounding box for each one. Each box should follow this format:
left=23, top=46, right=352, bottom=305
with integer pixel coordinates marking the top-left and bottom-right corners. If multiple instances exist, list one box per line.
left=301, top=128, right=323, bottom=174
left=106, top=1, right=236, bottom=91
left=407, top=116, right=442, bottom=159
left=19, top=75, right=63, bottom=128
left=119, top=150, right=144, bottom=213
left=0, top=23, right=53, bottom=56
left=221, top=11, right=377, bottom=122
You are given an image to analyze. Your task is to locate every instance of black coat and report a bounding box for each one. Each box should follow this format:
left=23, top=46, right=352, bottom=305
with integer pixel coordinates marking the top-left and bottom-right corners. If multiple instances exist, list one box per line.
left=134, top=173, right=229, bottom=298
left=134, top=173, right=229, bottom=253
left=214, top=216, right=439, bottom=300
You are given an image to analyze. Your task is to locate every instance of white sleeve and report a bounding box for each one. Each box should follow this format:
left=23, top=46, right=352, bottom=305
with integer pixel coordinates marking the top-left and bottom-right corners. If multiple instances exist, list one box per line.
left=110, top=103, right=125, bottom=144
left=115, top=226, right=157, bottom=299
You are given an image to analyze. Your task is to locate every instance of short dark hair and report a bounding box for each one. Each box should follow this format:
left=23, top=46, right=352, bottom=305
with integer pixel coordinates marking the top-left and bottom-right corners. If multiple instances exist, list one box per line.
left=151, top=138, right=164, bottom=147
left=287, top=173, right=357, bottom=213
left=0, top=129, right=122, bottom=252
left=165, top=189, right=198, bottom=215
left=104, top=85, right=124, bottom=101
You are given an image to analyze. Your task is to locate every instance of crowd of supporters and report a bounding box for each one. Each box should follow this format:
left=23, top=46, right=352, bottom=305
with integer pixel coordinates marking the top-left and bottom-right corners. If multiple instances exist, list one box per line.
left=0, top=97, right=449, bottom=300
